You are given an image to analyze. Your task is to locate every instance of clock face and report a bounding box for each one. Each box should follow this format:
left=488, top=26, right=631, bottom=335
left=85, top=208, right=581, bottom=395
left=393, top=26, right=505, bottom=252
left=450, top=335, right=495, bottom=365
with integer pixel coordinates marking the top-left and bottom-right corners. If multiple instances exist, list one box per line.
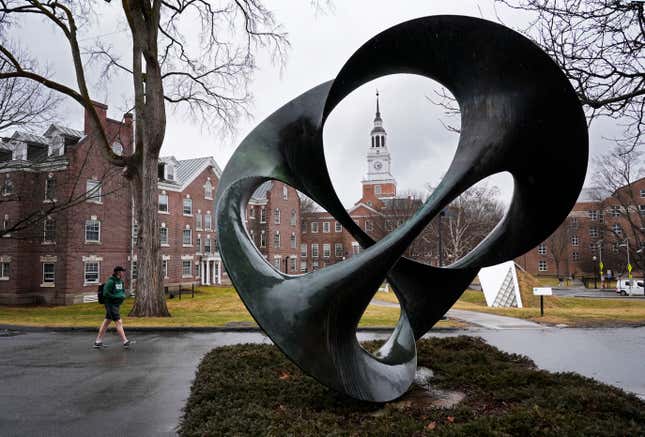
left=374, top=161, right=383, bottom=171
left=111, top=142, right=124, bottom=156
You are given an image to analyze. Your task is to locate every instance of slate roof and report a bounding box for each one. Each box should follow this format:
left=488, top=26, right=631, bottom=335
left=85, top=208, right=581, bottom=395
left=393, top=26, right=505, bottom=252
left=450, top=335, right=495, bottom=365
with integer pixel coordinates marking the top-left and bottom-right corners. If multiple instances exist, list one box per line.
left=158, top=156, right=222, bottom=189
left=46, top=124, right=84, bottom=139
left=12, top=132, right=49, bottom=145
left=250, top=181, right=273, bottom=202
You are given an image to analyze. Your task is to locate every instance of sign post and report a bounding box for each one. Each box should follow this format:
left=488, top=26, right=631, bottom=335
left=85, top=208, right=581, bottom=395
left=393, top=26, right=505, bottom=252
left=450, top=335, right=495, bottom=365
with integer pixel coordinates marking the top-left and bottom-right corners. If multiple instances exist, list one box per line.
left=533, top=287, right=553, bottom=317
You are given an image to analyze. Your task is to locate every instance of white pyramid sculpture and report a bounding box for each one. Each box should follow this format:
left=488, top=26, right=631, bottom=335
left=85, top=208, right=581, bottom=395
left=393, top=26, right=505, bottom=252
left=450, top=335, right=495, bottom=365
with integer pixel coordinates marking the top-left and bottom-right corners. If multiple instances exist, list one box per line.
left=478, top=261, right=523, bottom=308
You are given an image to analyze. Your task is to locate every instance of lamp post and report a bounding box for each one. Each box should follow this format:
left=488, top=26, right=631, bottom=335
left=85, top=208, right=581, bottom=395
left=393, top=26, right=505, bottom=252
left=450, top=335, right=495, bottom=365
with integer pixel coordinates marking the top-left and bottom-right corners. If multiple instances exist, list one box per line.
left=592, top=255, right=598, bottom=289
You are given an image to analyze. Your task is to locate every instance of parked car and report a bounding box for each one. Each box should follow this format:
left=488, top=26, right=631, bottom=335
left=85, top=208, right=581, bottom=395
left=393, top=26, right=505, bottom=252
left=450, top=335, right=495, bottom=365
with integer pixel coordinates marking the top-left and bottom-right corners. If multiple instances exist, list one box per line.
left=616, top=279, right=645, bottom=296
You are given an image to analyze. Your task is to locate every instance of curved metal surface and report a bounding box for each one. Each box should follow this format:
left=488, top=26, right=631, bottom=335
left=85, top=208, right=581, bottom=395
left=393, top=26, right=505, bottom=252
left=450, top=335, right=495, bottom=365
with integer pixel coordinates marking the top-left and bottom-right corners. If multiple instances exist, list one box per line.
left=215, top=15, right=588, bottom=402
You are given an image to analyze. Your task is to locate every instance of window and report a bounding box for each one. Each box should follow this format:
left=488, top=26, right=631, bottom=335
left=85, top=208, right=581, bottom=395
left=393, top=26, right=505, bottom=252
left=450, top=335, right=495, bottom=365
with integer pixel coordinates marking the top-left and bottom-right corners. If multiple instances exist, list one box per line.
left=84, top=262, right=100, bottom=284
left=43, top=217, right=56, bottom=243
left=183, top=198, right=193, bottom=215
left=290, top=233, right=296, bottom=249
left=162, top=260, right=168, bottom=278
left=45, top=177, right=56, bottom=201
left=0, top=261, right=9, bottom=279
left=3, top=214, right=9, bottom=237
left=611, top=205, right=621, bottom=217
left=204, top=180, right=213, bottom=199
left=183, top=228, right=192, bottom=246
left=641, top=190, right=645, bottom=198
left=312, top=244, right=319, bottom=258
left=160, top=226, right=169, bottom=245
left=588, top=210, right=598, bottom=221
left=85, top=219, right=101, bottom=242
left=365, top=220, right=373, bottom=232
left=312, top=261, right=319, bottom=271
left=311, top=222, right=319, bottom=233
left=290, top=209, right=297, bottom=226
left=590, top=243, right=598, bottom=253
left=323, top=222, right=330, bottom=233
left=205, top=214, right=212, bottom=231
left=322, top=244, right=330, bottom=258
left=570, top=235, right=579, bottom=246
left=249, top=206, right=255, bottom=219
left=273, top=231, right=281, bottom=248
left=274, top=208, right=281, bottom=224
left=640, top=205, right=645, bottom=216
left=282, top=185, right=288, bottom=200
left=300, top=261, right=307, bottom=272
left=166, top=164, right=175, bottom=181
left=159, top=193, right=169, bottom=212
left=260, top=231, right=266, bottom=248
left=273, top=257, right=281, bottom=270
left=589, top=227, right=598, bottom=238
left=302, top=221, right=307, bottom=233
left=2, top=176, right=14, bottom=195
left=385, top=220, right=394, bottom=231
left=182, top=260, right=192, bottom=277
left=613, top=223, right=623, bottom=236
left=572, top=252, right=580, bottom=261
left=132, top=222, right=138, bottom=245
left=289, top=257, right=296, bottom=272
left=375, top=185, right=381, bottom=195
left=260, top=207, right=266, bottom=223
left=196, top=235, right=202, bottom=253
left=538, top=260, right=547, bottom=272
left=86, top=180, right=102, bottom=203
left=335, top=222, right=342, bottom=232
left=205, top=237, right=212, bottom=254
left=335, top=243, right=343, bottom=257
left=196, top=213, right=203, bottom=230
left=537, top=243, right=547, bottom=255
left=300, top=243, right=307, bottom=258
left=132, top=261, right=138, bottom=280
left=42, top=263, right=55, bottom=283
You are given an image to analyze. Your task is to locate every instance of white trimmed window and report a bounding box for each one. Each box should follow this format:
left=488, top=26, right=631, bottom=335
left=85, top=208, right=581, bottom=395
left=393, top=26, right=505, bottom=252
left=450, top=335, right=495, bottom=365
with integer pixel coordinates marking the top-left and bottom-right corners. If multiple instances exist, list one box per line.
left=205, top=214, right=212, bottom=231
left=323, top=243, right=331, bottom=258
left=290, top=233, right=296, bottom=249
left=273, top=257, right=281, bottom=270
left=196, top=213, right=203, bottom=230
left=42, top=263, right=55, bottom=283
left=323, top=222, right=330, bottom=233
left=290, top=209, right=297, bottom=226
left=86, top=180, right=102, bottom=203
left=183, top=227, right=192, bottom=246
left=249, top=206, right=256, bottom=219
left=84, top=262, right=100, bottom=284
left=588, top=210, right=599, bottom=221
left=312, top=261, right=319, bottom=271
left=196, top=235, right=202, bottom=253
left=639, top=205, right=645, bottom=216
left=365, top=220, right=373, bottom=232
left=182, top=260, right=192, bottom=277
left=273, top=231, right=281, bottom=248
left=274, top=208, right=281, bottom=224
left=311, top=222, right=319, bottom=233
left=611, top=205, right=621, bottom=217
left=282, top=185, right=288, bottom=200
left=289, top=257, right=296, bottom=272
left=0, top=261, right=9, bottom=279
left=162, top=260, right=168, bottom=278
left=205, top=237, right=212, bottom=253
left=166, top=164, right=175, bottom=181
left=312, top=244, right=319, bottom=258
left=335, top=222, right=342, bottom=232
left=85, top=219, right=101, bottom=242
left=2, top=176, right=14, bottom=195
left=159, top=192, right=169, bottom=212
left=300, top=261, right=307, bottom=272
left=45, top=176, right=56, bottom=201
left=538, top=260, right=547, bottom=272
left=375, top=184, right=381, bottom=195
left=160, top=225, right=169, bottom=245
left=300, top=243, right=307, bottom=258
left=537, top=243, right=547, bottom=255
left=613, top=223, right=622, bottom=236
left=572, top=252, right=580, bottom=261
left=589, top=227, right=598, bottom=238
left=335, top=243, right=343, bottom=257
left=183, top=198, right=193, bottom=215
left=204, top=180, right=213, bottom=199
left=640, top=189, right=645, bottom=198
left=260, top=231, right=266, bottom=248
left=302, top=221, right=307, bottom=233
left=260, top=207, right=266, bottom=223
left=570, top=235, right=579, bottom=246
left=3, top=214, right=10, bottom=237
left=43, top=217, right=56, bottom=243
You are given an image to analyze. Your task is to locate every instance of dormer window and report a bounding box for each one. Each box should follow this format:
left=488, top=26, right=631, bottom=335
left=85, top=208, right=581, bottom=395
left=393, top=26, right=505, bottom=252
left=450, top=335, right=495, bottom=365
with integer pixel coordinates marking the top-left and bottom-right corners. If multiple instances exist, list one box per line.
left=166, top=164, right=175, bottom=181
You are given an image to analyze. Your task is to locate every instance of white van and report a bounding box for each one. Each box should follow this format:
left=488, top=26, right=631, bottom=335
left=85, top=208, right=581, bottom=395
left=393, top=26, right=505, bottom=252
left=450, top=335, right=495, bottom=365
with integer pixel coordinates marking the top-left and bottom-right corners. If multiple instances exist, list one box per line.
left=616, top=279, right=645, bottom=296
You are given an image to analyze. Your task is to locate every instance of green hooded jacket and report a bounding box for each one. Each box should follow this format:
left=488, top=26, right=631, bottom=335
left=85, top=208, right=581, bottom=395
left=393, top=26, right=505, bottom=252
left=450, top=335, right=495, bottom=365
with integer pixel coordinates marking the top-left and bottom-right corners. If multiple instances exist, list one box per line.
left=103, top=275, right=126, bottom=304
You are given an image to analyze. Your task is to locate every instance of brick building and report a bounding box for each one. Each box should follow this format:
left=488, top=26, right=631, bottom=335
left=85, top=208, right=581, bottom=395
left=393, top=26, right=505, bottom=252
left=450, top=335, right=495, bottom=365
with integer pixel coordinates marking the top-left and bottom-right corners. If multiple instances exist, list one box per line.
left=516, top=180, right=645, bottom=281
left=0, top=104, right=228, bottom=305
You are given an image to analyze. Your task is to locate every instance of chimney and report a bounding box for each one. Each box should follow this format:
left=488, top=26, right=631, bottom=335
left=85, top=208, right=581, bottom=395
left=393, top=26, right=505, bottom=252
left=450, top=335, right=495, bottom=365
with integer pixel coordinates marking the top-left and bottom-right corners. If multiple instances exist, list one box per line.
left=84, top=100, right=108, bottom=135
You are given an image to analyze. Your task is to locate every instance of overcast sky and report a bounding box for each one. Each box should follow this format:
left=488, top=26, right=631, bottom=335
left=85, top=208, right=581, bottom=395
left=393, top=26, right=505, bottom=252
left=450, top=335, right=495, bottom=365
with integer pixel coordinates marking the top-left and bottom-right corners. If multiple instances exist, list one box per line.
left=5, top=0, right=623, bottom=208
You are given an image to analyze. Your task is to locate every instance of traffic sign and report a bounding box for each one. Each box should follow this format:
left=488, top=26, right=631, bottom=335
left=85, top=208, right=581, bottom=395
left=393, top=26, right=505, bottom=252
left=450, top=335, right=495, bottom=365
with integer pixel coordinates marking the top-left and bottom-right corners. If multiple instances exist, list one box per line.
left=628, top=263, right=633, bottom=272
left=599, top=261, right=604, bottom=270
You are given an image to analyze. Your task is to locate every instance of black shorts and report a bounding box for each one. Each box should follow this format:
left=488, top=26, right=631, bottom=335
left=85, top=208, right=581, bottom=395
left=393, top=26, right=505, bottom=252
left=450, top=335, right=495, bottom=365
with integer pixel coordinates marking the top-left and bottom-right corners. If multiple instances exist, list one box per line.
left=104, top=302, right=121, bottom=321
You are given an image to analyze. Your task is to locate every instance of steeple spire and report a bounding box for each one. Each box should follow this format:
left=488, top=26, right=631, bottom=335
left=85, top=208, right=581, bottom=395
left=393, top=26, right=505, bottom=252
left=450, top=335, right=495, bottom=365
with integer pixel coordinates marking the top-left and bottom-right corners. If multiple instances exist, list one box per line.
left=374, top=90, right=382, bottom=122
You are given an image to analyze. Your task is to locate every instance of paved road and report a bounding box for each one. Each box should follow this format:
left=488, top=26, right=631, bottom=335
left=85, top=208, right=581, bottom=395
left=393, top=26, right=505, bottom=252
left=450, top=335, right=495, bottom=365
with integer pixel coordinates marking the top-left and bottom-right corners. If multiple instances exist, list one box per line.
left=1, top=328, right=644, bottom=436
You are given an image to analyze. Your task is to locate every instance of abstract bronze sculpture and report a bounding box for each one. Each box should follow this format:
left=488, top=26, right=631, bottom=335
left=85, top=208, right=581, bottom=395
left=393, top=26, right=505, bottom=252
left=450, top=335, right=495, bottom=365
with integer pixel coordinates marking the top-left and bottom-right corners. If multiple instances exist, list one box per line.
left=215, top=16, right=588, bottom=402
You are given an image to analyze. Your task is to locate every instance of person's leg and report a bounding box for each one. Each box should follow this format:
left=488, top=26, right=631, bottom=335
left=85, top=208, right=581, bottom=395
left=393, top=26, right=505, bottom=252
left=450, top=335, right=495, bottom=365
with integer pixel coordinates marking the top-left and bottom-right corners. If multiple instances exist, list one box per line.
left=95, top=319, right=111, bottom=343
left=115, top=319, right=128, bottom=343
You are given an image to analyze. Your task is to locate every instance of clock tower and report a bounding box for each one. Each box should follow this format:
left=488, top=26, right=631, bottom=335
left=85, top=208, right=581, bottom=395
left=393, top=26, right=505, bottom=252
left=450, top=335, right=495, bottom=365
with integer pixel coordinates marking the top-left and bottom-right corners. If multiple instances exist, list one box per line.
left=360, top=91, right=397, bottom=207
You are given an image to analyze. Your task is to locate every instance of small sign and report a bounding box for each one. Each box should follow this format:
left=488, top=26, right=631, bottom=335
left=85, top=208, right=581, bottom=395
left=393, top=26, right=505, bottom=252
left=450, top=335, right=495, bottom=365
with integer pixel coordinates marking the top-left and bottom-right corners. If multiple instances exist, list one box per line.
left=628, top=263, right=633, bottom=272
left=599, top=261, right=604, bottom=270
left=533, top=287, right=552, bottom=296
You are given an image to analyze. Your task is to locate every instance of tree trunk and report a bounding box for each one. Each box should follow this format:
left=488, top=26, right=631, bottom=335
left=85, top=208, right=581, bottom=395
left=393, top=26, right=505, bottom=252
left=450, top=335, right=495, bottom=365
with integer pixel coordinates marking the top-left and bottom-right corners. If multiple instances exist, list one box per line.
left=128, top=153, right=170, bottom=317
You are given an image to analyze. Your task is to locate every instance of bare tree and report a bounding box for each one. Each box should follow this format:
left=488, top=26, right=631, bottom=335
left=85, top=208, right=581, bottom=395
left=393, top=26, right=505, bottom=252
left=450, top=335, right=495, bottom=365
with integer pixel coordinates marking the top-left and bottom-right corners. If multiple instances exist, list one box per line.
left=496, top=0, right=644, bottom=151
left=0, top=1, right=288, bottom=316
left=545, top=217, right=571, bottom=278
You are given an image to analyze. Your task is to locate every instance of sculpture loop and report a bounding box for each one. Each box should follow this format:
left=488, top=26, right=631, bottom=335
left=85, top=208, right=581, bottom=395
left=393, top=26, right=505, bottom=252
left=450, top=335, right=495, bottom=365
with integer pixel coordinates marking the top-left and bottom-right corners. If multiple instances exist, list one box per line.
left=216, top=15, right=588, bottom=402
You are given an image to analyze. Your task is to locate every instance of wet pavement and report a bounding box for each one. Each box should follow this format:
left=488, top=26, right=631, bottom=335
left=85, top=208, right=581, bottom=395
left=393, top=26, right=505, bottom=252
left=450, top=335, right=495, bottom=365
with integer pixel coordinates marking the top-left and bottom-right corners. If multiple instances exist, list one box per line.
left=1, top=328, right=644, bottom=436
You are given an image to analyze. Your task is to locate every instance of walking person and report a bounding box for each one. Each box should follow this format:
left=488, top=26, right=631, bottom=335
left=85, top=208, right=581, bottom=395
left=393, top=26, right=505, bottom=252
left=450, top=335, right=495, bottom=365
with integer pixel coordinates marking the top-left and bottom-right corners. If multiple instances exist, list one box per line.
left=94, top=266, right=135, bottom=349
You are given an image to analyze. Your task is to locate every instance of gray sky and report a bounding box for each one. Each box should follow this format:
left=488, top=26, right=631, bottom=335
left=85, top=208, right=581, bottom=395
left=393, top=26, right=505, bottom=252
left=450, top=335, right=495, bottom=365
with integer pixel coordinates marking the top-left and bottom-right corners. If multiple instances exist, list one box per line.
left=5, top=0, right=622, bottom=207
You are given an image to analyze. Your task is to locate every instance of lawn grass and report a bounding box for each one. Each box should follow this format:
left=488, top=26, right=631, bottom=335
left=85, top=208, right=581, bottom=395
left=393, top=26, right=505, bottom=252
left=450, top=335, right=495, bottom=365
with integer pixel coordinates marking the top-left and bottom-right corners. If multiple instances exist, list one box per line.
left=0, top=286, right=460, bottom=329
left=179, top=337, right=645, bottom=436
